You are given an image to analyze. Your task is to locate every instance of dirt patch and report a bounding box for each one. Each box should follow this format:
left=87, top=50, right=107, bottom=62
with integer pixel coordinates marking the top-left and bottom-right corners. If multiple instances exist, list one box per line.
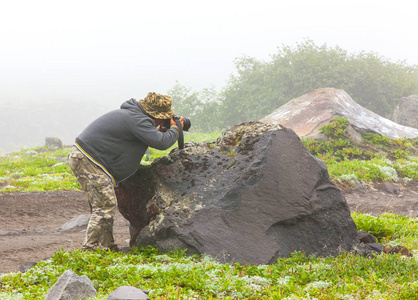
left=0, top=191, right=129, bottom=274
left=1, top=181, right=418, bottom=274
left=344, top=179, right=418, bottom=218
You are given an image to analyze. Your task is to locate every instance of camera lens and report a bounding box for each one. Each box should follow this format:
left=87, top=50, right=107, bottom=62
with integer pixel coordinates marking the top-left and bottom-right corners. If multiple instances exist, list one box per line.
left=183, top=117, right=191, bottom=131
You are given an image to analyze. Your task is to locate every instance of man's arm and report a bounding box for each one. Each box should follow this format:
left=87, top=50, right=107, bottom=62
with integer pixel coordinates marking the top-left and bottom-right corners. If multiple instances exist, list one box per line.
left=133, top=118, right=180, bottom=150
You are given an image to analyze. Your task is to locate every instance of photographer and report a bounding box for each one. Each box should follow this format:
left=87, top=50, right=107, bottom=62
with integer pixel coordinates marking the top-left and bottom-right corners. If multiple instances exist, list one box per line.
left=68, top=92, right=184, bottom=251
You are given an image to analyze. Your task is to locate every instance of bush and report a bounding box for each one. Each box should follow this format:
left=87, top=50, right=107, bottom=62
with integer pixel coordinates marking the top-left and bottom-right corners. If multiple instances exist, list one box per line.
left=302, top=117, right=418, bottom=186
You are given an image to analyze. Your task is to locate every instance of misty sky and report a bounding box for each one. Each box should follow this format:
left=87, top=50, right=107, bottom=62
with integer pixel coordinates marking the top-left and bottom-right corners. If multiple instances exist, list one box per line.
left=1, top=0, right=417, bottom=152
left=1, top=0, right=417, bottom=105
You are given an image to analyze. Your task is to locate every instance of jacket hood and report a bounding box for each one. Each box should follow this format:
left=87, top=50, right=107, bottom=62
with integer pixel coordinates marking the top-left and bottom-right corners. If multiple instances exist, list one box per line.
left=121, top=98, right=142, bottom=112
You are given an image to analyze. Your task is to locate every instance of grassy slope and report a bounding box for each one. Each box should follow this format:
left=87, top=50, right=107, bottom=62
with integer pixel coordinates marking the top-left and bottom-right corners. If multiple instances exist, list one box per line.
left=1, top=125, right=418, bottom=299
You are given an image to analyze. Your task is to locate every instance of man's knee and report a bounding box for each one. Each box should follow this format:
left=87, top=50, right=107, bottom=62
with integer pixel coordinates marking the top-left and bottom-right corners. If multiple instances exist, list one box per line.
left=90, top=185, right=117, bottom=217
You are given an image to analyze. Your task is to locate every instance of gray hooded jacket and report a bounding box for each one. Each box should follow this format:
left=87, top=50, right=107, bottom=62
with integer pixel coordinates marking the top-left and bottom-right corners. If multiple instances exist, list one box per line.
left=75, top=99, right=179, bottom=185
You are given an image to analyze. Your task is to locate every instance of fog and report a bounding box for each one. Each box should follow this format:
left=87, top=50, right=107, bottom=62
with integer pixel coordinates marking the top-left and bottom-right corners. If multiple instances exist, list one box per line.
left=1, top=0, right=417, bottom=153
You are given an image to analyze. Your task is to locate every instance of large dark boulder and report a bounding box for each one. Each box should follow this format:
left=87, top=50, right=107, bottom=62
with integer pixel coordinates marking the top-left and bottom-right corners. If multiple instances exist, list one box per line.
left=115, top=122, right=358, bottom=264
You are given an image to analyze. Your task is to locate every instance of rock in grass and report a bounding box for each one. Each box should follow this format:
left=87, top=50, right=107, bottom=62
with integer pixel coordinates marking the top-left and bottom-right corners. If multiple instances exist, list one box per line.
left=383, top=245, right=414, bottom=257
left=19, top=262, right=37, bottom=273
left=107, top=286, right=150, bottom=300
left=116, top=122, right=358, bottom=264
left=45, top=270, right=96, bottom=300
left=358, top=231, right=377, bottom=244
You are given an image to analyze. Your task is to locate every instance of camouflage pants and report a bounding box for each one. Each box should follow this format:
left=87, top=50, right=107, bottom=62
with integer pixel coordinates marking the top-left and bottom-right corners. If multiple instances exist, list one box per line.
left=68, top=146, right=117, bottom=250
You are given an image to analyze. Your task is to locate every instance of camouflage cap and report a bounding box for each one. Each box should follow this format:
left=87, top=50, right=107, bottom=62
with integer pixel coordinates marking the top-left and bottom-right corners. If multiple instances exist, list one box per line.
left=139, top=92, right=175, bottom=119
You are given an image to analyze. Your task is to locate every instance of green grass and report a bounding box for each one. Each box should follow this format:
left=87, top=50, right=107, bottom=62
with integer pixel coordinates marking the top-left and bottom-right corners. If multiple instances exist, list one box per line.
left=1, top=225, right=418, bottom=299
left=352, top=212, right=418, bottom=247
left=0, top=147, right=79, bottom=193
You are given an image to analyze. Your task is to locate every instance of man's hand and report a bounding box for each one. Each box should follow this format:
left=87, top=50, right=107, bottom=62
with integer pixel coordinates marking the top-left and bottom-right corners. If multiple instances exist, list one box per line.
left=170, top=117, right=184, bottom=128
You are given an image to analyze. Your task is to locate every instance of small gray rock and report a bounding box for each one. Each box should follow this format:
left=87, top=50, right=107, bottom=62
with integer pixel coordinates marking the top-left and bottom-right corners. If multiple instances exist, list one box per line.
left=358, top=231, right=376, bottom=244
left=353, top=243, right=376, bottom=258
left=353, top=242, right=385, bottom=257
left=377, top=182, right=400, bottom=195
left=59, top=215, right=90, bottom=231
left=107, top=286, right=150, bottom=300
left=365, top=243, right=385, bottom=253
left=45, top=270, right=96, bottom=300
left=350, top=177, right=363, bottom=189
left=19, top=262, right=37, bottom=273
left=45, top=137, right=63, bottom=148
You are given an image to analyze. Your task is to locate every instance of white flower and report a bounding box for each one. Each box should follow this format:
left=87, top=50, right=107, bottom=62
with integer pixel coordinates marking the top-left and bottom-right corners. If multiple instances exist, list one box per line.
left=0, top=292, right=25, bottom=300
left=306, top=280, right=331, bottom=289
left=374, top=164, right=398, bottom=181
left=154, top=254, right=174, bottom=262
left=3, top=185, right=17, bottom=190
left=277, top=276, right=293, bottom=285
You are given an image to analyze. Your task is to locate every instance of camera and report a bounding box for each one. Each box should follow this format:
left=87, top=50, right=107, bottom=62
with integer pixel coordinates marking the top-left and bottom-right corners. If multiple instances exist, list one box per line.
left=163, top=116, right=191, bottom=149
left=180, top=116, right=191, bottom=131
left=164, top=116, right=191, bottom=131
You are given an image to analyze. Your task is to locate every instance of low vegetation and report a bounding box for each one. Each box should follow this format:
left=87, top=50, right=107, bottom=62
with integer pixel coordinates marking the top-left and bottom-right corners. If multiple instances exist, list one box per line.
left=1, top=230, right=418, bottom=300
left=302, top=117, right=418, bottom=188
left=1, top=121, right=418, bottom=299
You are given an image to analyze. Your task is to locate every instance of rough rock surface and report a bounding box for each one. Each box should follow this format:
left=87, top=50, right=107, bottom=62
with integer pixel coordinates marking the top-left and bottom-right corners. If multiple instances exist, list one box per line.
left=393, top=94, right=418, bottom=129
left=260, top=88, right=418, bottom=140
left=45, top=270, right=97, bottom=300
left=107, top=286, right=150, bottom=300
left=115, top=122, right=358, bottom=264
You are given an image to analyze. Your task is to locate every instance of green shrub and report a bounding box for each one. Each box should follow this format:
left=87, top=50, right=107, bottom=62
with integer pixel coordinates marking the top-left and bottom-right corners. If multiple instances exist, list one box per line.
left=303, top=117, right=418, bottom=186
left=319, top=116, right=350, bottom=139
left=394, top=157, right=418, bottom=178
left=362, top=132, right=394, bottom=147
left=352, top=212, right=396, bottom=241
left=325, top=157, right=399, bottom=183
